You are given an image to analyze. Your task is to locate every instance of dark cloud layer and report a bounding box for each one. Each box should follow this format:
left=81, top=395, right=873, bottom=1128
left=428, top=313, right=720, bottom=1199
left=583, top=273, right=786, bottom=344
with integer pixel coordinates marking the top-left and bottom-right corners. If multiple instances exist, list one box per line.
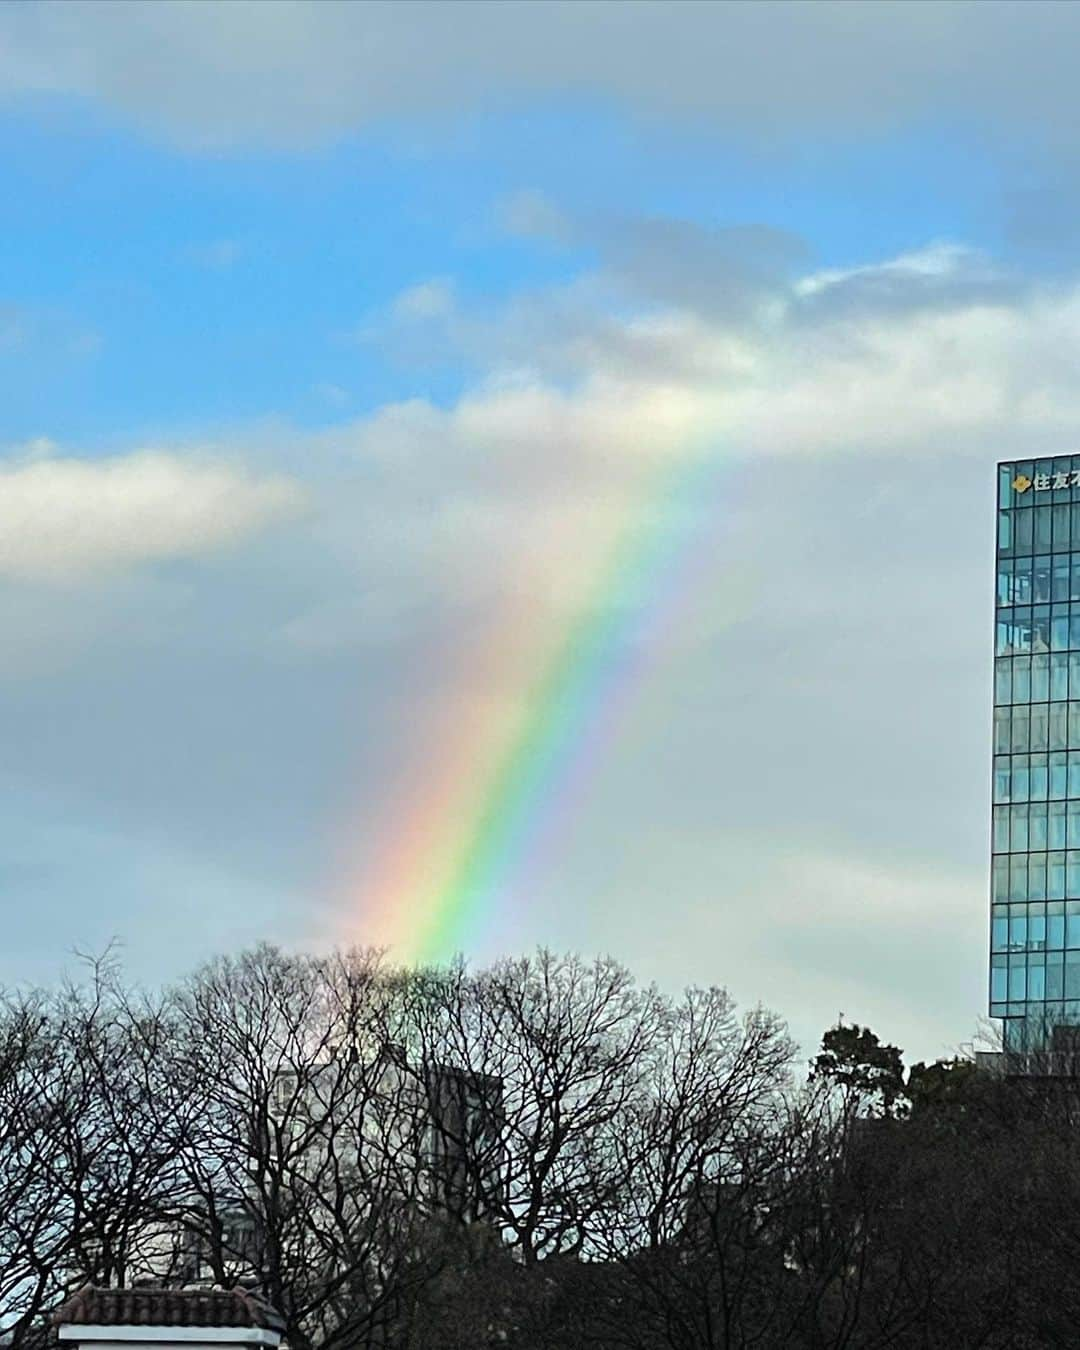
left=2, top=1, right=1079, bottom=152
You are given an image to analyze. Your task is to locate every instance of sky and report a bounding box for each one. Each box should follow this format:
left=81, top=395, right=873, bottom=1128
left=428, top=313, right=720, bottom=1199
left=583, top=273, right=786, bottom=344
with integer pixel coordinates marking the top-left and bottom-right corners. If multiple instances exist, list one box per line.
left=5, top=0, right=1080, bottom=1065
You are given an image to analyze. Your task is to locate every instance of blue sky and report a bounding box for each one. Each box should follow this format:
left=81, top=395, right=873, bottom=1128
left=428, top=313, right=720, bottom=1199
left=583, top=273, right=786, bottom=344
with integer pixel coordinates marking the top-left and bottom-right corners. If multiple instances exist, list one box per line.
left=0, top=99, right=1014, bottom=442
left=3, top=0, right=1080, bottom=1064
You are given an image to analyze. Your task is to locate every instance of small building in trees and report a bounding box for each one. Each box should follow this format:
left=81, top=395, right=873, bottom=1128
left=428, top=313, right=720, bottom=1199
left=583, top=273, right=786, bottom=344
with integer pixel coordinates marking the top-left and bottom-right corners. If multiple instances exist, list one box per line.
left=52, top=1287, right=284, bottom=1350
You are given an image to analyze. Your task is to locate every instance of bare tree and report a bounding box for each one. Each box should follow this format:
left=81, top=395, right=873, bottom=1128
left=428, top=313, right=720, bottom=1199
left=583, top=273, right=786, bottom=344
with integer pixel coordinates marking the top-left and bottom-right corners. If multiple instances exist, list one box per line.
left=160, top=944, right=453, bottom=1350
left=590, top=988, right=800, bottom=1350
left=0, top=953, right=191, bottom=1342
left=0, top=986, right=69, bottom=1337
left=407, top=951, right=663, bottom=1267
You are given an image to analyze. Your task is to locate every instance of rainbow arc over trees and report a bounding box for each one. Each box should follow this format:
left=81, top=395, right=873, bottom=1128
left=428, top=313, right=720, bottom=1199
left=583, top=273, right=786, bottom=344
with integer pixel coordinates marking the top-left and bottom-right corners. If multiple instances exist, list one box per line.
left=345, top=438, right=738, bottom=964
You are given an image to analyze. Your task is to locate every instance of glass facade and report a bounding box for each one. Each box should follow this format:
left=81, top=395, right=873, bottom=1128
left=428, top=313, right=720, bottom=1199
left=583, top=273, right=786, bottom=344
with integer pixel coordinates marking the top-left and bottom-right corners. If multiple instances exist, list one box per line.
left=993, top=456, right=1080, bottom=1051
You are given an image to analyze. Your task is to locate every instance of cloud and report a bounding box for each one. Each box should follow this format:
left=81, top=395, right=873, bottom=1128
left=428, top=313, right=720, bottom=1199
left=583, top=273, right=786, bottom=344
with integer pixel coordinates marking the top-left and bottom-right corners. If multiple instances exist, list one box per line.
left=0, top=450, right=305, bottom=582
left=795, top=242, right=985, bottom=298
left=501, top=199, right=811, bottom=320
left=303, top=238, right=1061, bottom=1067
left=359, top=236, right=1080, bottom=464
left=390, top=279, right=455, bottom=322
left=2, top=231, right=1072, bottom=1060
left=1, top=1, right=1078, bottom=151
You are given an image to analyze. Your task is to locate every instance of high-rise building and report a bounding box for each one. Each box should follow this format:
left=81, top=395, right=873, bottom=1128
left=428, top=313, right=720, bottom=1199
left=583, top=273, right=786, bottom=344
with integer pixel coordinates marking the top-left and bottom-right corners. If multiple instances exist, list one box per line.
left=992, top=455, right=1080, bottom=1052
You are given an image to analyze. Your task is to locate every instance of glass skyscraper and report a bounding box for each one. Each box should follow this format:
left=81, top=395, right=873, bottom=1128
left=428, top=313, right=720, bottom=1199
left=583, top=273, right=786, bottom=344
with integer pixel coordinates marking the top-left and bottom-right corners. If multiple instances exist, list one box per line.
left=993, top=455, right=1080, bottom=1052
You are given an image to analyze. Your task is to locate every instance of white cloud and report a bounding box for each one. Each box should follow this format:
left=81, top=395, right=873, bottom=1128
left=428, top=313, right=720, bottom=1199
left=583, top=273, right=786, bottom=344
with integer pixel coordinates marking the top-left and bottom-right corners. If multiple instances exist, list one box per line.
left=390, top=279, right=455, bottom=322
left=359, top=247, right=1080, bottom=472
left=0, top=450, right=305, bottom=582
left=794, top=242, right=990, bottom=297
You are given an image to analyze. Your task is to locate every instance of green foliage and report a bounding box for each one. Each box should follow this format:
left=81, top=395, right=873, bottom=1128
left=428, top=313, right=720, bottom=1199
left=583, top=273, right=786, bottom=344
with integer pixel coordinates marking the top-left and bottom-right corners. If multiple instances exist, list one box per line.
left=906, top=1056, right=981, bottom=1115
left=811, top=1021, right=908, bottom=1117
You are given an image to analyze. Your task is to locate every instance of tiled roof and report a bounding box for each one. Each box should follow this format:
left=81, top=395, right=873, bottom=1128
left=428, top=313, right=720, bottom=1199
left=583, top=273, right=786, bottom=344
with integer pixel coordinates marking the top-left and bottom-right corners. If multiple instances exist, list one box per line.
left=51, top=1288, right=285, bottom=1334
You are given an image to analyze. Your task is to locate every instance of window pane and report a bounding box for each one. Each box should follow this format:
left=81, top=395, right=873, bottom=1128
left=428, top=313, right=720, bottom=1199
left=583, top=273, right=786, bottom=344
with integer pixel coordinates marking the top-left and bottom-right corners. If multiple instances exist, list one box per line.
left=1029, top=852, right=1048, bottom=900
left=1049, top=853, right=1066, bottom=900
left=1011, top=855, right=1029, bottom=902
left=994, top=853, right=1012, bottom=900
left=1045, top=654, right=1064, bottom=701
left=1011, top=804, right=1030, bottom=851
left=992, top=960, right=1008, bottom=1002
left=1015, top=657, right=1032, bottom=702
left=1010, top=958, right=1027, bottom=1001
left=1048, top=954, right=1064, bottom=1000
left=1017, top=510, right=1035, bottom=555
left=1049, top=904, right=1066, bottom=947
left=996, top=659, right=1013, bottom=705
left=1016, top=555, right=1033, bottom=602
left=1052, top=610, right=1069, bottom=651
left=1054, top=553, right=1071, bottom=599
left=992, top=913, right=1009, bottom=951
left=1032, top=803, right=1049, bottom=851
left=1051, top=751, right=1068, bottom=798
left=1050, top=799, right=1068, bottom=850
left=994, top=756, right=1011, bottom=802
left=995, top=707, right=1011, bottom=754
left=1020, top=606, right=1034, bottom=652
left=1055, top=503, right=1072, bottom=552
left=999, top=510, right=1013, bottom=554
left=994, top=804, right=1010, bottom=851
left=1035, top=607, right=1052, bottom=654
left=1071, top=554, right=1080, bottom=601
left=1032, top=704, right=1050, bottom=752
left=998, top=555, right=1015, bottom=605
left=1029, top=962, right=1047, bottom=1002
left=1033, top=653, right=1051, bottom=701
left=1032, top=753, right=1049, bottom=799
left=1031, top=910, right=1048, bottom=948
left=1066, top=953, right=1080, bottom=998
left=1037, top=509, right=1054, bottom=553
left=996, top=615, right=1010, bottom=656
left=1068, top=902, right=1080, bottom=947
left=1013, top=706, right=1031, bottom=752
left=1050, top=703, right=1067, bottom=751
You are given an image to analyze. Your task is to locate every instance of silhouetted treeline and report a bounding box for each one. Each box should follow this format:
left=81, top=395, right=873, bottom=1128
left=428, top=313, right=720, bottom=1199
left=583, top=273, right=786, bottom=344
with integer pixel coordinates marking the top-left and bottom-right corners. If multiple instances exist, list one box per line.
left=0, top=945, right=1074, bottom=1348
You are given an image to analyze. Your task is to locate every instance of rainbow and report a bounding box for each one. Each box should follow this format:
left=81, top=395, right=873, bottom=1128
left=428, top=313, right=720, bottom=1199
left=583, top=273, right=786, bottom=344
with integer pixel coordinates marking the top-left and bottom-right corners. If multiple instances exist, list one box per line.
left=342, top=438, right=739, bottom=965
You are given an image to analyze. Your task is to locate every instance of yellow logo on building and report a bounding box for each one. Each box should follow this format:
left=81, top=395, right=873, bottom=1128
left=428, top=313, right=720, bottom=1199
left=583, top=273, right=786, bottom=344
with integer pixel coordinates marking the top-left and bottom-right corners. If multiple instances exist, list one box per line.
left=1013, top=474, right=1033, bottom=493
